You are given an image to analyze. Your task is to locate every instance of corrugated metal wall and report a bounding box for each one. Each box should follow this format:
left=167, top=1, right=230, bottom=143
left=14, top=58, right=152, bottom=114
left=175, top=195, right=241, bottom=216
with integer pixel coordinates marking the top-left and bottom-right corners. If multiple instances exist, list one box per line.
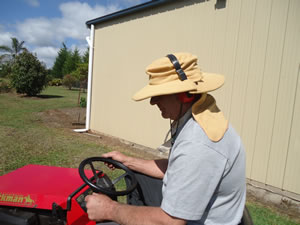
left=90, top=0, right=300, bottom=195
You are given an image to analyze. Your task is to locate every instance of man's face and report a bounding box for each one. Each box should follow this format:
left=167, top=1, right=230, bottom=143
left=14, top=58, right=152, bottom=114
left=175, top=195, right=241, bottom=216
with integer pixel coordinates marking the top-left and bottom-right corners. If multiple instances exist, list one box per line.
left=150, top=94, right=182, bottom=120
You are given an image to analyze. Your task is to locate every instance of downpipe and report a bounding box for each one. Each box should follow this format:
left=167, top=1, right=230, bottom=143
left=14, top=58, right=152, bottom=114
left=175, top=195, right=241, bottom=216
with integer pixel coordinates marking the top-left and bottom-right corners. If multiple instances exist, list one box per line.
left=74, top=24, right=95, bottom=133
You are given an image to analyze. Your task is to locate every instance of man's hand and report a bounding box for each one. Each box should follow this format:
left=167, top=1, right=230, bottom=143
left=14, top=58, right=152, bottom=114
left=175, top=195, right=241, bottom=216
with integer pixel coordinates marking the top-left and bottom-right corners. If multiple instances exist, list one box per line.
left=102, top=151, right=130, bottom=170
left=102, top=151, right=167, bottom=179
left=85, top=193, right=116, bottom=222
left=85, top=192, right=186, bottom=225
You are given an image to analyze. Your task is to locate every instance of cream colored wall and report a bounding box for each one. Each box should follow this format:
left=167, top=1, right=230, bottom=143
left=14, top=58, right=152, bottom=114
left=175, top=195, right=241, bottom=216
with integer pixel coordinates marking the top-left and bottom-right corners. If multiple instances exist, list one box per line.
left=90, top=0, right=300, bottom=195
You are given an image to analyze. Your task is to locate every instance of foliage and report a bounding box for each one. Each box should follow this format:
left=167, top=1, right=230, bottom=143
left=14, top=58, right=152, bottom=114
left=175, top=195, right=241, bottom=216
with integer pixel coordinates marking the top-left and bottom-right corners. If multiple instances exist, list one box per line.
left=71, top=63, right=88, bottom=87
left=0, top=37, right=27, bottom=61
left=80, top=97, right=87, bottom=108
left=62, top=47, right=81, bottom=76
left=82, top=48, right=89, bottom=64
left=62, top=74, right=77, bottom=90
left=49, top=78, right=63, bottom=86
left=70, top=63, right=88, bottom=105
left=0, top=79, right=12, bottom=93
left=11, top=51, right=47, bottom=96
left=51, top=43, right=69, bottom=79
left=0, top=37, right=27, bottom=78
left=0, top=62, right=13, bottom=78
left=51, top=43, right=89, bottom=81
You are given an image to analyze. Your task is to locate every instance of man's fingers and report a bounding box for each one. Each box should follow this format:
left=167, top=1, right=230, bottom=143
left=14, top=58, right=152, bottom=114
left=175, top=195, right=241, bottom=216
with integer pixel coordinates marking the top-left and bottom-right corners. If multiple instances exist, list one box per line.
left=104, top=162, right=116, bottom=170
left=85, top=192, right=99, bottom=202
left=102, top=151, right=116, bottom=158
left=85, top=195, right=90, bottom=202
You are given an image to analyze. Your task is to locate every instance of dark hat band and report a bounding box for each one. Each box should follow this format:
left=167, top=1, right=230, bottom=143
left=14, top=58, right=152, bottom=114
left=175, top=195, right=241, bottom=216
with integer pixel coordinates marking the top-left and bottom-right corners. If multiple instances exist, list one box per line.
left=166, top=54, right=187, bottom=81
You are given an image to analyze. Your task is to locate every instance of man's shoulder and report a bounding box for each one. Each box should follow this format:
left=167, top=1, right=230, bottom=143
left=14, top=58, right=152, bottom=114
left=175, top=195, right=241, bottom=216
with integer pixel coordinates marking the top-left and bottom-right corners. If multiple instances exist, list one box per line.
left=177, top=118, right=243, bottom=159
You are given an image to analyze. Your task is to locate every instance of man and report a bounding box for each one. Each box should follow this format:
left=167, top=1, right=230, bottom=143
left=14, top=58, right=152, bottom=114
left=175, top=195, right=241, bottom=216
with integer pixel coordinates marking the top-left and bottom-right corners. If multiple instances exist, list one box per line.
left=85, top=53, right=246, bottom=225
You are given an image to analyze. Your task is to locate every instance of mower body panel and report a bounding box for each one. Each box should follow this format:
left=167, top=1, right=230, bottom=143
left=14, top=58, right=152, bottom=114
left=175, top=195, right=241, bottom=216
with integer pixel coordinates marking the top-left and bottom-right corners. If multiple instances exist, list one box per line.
left=67, top=198, right=95, bottom=225
left=0, top=164, right=91, bottom=210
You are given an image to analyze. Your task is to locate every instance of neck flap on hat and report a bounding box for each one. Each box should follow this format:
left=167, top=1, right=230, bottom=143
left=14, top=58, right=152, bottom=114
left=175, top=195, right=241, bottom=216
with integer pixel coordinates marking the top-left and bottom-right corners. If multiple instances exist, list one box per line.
left=192, top=94, right=228, bottom=142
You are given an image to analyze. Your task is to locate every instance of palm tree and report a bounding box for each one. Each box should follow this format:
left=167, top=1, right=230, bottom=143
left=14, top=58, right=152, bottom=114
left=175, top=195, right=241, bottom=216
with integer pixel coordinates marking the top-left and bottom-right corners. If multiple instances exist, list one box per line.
left=0, top=37, right=27, bottom=61
left=0, top=37, right=27, bottom=77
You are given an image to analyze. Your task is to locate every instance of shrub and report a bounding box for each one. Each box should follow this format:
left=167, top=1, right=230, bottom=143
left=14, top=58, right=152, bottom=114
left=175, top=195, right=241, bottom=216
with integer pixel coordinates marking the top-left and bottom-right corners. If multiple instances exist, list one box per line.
left=11, top=51, right=47, bottom=96
left=0, top=62, right=12, bottom=78
left=80, top=97, right=87, bottom=108
left=49, top=78, right=63, bottom=86
left=62, top=74, right=77, bottom=90
left=0, top=79, right=12, bottom=93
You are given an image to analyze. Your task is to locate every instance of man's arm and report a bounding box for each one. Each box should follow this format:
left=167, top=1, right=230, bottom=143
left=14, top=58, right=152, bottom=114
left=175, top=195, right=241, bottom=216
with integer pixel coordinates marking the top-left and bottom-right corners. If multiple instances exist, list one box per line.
left=102, top=151, right=168, bottom=179
left=85, top=193, right=186, bottom=225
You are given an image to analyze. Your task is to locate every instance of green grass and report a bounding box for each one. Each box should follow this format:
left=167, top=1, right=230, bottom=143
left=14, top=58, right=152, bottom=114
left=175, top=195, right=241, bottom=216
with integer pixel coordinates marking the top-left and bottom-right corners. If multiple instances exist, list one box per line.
left=0, top=86, right=299, bottom=224
left=247, top=201, right=300, bottom=225
left=0, top=86, right=106, bottom=175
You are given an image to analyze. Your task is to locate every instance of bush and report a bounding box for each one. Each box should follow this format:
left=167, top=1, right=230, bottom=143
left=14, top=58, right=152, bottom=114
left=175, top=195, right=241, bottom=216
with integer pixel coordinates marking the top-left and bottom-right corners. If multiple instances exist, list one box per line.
left=0, top=62, right=12, bottom=78
left=62, top=74, right=77, bottom=90
left=80, top=97, right=87, bottom=108
left=49, top=78, right=62, bottom=86
left=0, top=79, right=12, bottom=93
left=11, top=51, right=47, bottom=96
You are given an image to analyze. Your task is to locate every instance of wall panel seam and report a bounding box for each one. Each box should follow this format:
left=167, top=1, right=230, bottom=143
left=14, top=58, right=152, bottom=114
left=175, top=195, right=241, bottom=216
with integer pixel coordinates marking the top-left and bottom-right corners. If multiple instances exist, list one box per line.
left=227, top=0, right=243, bottom=119
left=250, top=0, right=273, bottom=180
left=240, top=0, right=258, bottom=137
left=265, top=0, right=291, bottom=189
left=256, top=0, right=274, bottom=183
left=247, top=0, right=260, bottom=179
left=282, top=63, right=300, bottom=189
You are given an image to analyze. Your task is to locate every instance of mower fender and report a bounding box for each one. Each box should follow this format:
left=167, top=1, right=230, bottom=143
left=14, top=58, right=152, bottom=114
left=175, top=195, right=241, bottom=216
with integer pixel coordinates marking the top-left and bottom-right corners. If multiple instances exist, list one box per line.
left=67, top=198, right=95, bottom=225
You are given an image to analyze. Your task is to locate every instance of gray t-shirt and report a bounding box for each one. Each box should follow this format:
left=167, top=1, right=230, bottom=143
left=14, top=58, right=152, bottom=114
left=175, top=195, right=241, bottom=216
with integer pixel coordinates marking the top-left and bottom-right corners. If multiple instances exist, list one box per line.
left=161, top=116, right=246, bottom=225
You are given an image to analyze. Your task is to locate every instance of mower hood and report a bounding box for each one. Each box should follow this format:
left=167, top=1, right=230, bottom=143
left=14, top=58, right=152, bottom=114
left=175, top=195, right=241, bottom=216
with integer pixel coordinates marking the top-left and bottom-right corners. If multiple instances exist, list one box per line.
left=0, top=165, right=91, bottom=210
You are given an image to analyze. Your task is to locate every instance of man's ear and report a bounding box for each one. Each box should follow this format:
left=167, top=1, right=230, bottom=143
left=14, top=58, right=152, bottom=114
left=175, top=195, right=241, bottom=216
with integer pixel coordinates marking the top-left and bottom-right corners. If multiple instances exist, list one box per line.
left=177, top=92, right=195, bottom=103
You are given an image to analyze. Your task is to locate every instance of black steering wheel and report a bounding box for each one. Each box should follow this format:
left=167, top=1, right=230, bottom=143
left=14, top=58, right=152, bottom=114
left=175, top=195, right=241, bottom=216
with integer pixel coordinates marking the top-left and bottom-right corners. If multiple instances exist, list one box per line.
left=79, top=157, right=137, bottom=196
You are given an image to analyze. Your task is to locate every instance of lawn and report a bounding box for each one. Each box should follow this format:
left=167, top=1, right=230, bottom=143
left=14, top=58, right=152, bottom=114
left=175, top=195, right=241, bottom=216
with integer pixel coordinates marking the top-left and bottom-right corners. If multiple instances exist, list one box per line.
left=247, top=201, right=300, bottom=225
left=0, top=86, right=104, bottom=174
left=0, top=86, right=299, bottom=225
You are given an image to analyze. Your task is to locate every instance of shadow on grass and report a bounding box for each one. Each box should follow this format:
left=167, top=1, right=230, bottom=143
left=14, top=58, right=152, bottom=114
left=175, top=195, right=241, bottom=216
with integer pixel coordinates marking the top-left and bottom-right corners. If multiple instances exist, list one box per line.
left=68, top=89, right=86, bottom=93
left=20, top=94, right=64, bottom=99
left=36, top=94, right=64, bottom=99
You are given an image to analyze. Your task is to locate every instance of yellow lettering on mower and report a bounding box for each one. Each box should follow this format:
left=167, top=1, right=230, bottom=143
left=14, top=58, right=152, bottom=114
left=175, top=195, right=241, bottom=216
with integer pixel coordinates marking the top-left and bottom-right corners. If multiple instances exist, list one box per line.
left=0, top=192, right=35, bottom=206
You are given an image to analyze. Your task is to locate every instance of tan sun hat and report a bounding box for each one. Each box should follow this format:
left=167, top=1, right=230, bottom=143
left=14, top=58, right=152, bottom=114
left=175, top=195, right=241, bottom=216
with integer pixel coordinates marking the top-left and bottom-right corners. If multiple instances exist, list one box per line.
left=132, top=52, right=225, bottom=101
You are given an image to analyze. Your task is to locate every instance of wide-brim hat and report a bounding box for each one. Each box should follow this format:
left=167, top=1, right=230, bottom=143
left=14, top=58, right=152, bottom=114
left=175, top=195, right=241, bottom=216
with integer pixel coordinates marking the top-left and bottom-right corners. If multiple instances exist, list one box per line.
left=132, top=52, right=225, bottom=101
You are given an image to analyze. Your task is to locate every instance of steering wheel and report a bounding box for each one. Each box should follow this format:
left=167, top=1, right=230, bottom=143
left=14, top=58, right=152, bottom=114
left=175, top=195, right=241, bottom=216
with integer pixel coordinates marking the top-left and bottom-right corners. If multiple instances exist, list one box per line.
left=79, top=157, right=137, bottom=196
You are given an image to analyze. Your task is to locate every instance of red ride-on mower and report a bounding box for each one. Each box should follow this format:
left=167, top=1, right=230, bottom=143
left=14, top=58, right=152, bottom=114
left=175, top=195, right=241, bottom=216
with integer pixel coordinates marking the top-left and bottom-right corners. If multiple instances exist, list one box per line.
left=0, top=157, right=253, bottom=225
left=0, top=157, right=137, bottom=225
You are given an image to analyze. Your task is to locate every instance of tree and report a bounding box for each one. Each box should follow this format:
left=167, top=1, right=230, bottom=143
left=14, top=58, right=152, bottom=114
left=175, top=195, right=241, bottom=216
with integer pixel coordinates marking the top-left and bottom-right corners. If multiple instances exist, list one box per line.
left=51, top=43, right=69, bottom=79
left=62, top=47, right=81, bottom=76
left=0, top=62, right=12, bottom=78
left=0, top=37, right=27, bottom=78
left=0, top=54, right=6, bottom=63
left=82, top=48, right=89, bottom=64
left=11, top=51, right=47, bottom=96
left=62, top=74, right=77, bottom=90
left=0, top=37, right=27, bottom=60
left=70, top=63, right=88, bottom=105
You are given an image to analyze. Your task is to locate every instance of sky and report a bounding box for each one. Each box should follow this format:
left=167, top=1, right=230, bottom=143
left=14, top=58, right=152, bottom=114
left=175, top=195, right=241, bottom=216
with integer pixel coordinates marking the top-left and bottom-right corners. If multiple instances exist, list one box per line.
left=0, top=0, right=150, bottom=68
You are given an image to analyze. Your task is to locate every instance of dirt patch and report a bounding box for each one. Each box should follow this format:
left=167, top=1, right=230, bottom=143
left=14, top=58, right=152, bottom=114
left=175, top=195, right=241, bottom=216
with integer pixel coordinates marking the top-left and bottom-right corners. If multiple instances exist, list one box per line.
left=38, top=107, right=86, bottom=129
left=37, top=107, right=160, bottom=160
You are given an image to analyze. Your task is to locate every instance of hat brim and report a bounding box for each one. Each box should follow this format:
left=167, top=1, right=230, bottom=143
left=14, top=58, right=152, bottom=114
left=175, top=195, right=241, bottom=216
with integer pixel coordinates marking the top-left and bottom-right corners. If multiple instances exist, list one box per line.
left=132, top=79, right=197, bottom=101
left=189, top=73, right=225, bottom=94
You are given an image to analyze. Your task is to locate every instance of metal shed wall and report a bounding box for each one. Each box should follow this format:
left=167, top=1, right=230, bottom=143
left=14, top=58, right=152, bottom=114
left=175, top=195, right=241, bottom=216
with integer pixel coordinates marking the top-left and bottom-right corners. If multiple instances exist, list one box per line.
left=89, top=0, right=300, bottom=195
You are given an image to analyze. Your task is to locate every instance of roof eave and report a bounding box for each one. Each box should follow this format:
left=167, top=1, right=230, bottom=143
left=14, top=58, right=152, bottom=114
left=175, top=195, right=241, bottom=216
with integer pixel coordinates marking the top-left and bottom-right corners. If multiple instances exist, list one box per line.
left=85, top=0, right=177, bottom=28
